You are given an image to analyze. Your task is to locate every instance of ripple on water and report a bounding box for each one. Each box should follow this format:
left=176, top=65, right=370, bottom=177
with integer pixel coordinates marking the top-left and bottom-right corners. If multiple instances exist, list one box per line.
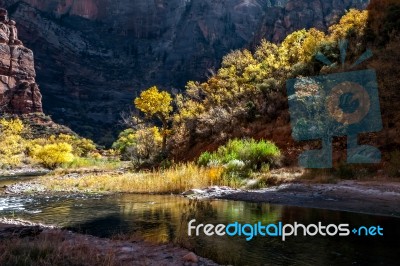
left=0, top=197, right=32, bottom=211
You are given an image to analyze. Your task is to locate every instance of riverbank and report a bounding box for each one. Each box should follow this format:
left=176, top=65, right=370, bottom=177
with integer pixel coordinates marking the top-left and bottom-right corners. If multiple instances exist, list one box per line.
left=190, top=180, right=400, bottom=217
left=0, top=219, right=218, bottom=266
left=2, top=163, right=239, bottom=195
left=1, top=168, right=400, bottom=265
left=2, top=166, right=400, bottom=217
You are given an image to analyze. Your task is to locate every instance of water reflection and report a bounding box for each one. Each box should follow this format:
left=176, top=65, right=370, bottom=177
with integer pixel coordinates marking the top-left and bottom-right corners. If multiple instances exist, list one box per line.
left=0, top=193, right=399, bottom=265
left=0, top=176, right=35, bottom=189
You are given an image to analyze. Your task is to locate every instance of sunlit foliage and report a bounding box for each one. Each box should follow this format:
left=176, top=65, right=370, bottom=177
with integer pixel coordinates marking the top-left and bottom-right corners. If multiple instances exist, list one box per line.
left=0, top=117, right=99, bottom=169
left=29, top=134, right=96, bottom=157
left=0, top=118, right=27, bottom=168
left=198, top=139, right=281, bottom=170
left=56, top=134, right=96, bottom=157
left=329, top=9, right=369, bottom=40
left=167, top=9, right=371, bottom=158
left=30, top=142, right=74, bottom=169
left=280, top=28, right=326, bottom=65
left=134, top=86, right=173, bottom=153
left=134, top=86, right=173, bottom=120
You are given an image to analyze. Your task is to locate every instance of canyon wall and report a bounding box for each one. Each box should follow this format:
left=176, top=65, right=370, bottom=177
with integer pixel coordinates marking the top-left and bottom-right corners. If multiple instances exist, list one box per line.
left=0, top=0, right=369, bottom=143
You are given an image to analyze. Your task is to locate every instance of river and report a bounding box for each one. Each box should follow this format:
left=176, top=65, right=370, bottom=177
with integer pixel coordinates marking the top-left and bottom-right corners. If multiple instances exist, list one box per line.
left=1, top=177, right=399, bottom=265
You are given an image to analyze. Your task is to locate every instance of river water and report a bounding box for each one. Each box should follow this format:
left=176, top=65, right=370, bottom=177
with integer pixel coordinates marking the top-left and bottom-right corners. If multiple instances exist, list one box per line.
left=0, top=179, right=399, bottom=265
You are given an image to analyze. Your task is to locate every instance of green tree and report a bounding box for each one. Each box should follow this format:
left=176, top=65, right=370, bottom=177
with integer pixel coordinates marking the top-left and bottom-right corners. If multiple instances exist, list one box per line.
left=134, top=86, right=173, bottom=153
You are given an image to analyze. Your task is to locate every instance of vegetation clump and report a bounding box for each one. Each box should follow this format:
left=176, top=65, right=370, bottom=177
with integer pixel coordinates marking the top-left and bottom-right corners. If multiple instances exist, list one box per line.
left=29, top=143, right=74, bottom=169
left=0, top=118, right=104, bottom=170
left=134, top=86, right=173, bottom=154
left=112, top=126, right=163, bottom=167
left=44, top=162, right=235, bottom=194
left=2, top=5, right=399, bottom=191
left=0, top=118, right=27, bottom=168
left=198, top=139, right=281, bottom=178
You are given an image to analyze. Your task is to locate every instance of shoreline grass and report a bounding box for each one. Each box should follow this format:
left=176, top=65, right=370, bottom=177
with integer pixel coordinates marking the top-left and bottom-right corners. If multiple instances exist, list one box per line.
left=35, top=163, right=400, bottom=195
left=43, top=163, right=242, bottom=194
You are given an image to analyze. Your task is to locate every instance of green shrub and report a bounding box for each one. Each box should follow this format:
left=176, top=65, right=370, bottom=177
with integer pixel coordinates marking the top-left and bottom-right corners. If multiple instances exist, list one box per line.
left=224, top=159, right=252, bottom=178
left=216, top=139, right=281, bottom=169
left=197, top=138, right=281, bottom=176
left=225, top=159, right=246, bottom=172
left=111, top=128, right=136, bottom=158
left=238, top=139, right=281, bottom=170
left=198, top=151, right=213, bottom=166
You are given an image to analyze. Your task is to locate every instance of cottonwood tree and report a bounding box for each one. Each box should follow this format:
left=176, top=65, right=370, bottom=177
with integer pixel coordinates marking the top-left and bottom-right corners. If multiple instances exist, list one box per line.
left=134, top=86, right=173, bottom=154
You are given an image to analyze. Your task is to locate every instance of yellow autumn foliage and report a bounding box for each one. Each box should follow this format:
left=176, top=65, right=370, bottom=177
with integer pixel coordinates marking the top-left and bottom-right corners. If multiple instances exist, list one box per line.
left=168, top=10, right=372, bottom=153
left=0, top=118, right=26, bottom=168
left=0, top=118, right=24, bottom=135
left=329, top=9, right=369, bottom=40
left=280, top=28, right=326, bottom=65
left=134, top=86, right=173, bottom=120
left=30, top=142, right=74, bottom=169
left=29, top=134, right=96, bottom=157
left=174, top=94, right=205, bottom=121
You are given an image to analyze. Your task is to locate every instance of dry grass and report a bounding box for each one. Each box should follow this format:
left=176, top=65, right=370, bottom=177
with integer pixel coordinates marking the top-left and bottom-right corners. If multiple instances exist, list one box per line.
left=0, top=232, right=118, bottom=266
left=60, top=158, right=125, bottom=171
left=43, top=163, right=239, bottom=194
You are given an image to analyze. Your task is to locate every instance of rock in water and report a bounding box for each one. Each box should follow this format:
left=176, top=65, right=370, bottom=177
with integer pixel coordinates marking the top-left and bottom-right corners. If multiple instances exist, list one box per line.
left=0, top=8, right=42, bottom=114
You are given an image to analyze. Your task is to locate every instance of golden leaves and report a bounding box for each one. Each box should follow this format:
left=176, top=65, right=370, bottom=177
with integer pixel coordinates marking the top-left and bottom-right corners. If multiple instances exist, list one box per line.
left=134, top=86, right=173, bottom=119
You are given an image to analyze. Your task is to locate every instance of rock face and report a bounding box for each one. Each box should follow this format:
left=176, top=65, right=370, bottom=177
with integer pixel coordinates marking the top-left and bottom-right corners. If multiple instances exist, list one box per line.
left=0, top=0, right=368, bottom=143
left=0, top=8, right=42, bottom=114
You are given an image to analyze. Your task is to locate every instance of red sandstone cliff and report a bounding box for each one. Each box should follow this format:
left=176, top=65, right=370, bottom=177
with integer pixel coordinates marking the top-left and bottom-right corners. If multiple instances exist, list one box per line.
left=0, top=8, right=42, bottom=114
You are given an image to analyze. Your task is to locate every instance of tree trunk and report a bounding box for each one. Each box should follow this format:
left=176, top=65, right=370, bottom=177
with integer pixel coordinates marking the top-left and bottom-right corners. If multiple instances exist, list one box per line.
left=161, top=116, right=168, bottom=155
